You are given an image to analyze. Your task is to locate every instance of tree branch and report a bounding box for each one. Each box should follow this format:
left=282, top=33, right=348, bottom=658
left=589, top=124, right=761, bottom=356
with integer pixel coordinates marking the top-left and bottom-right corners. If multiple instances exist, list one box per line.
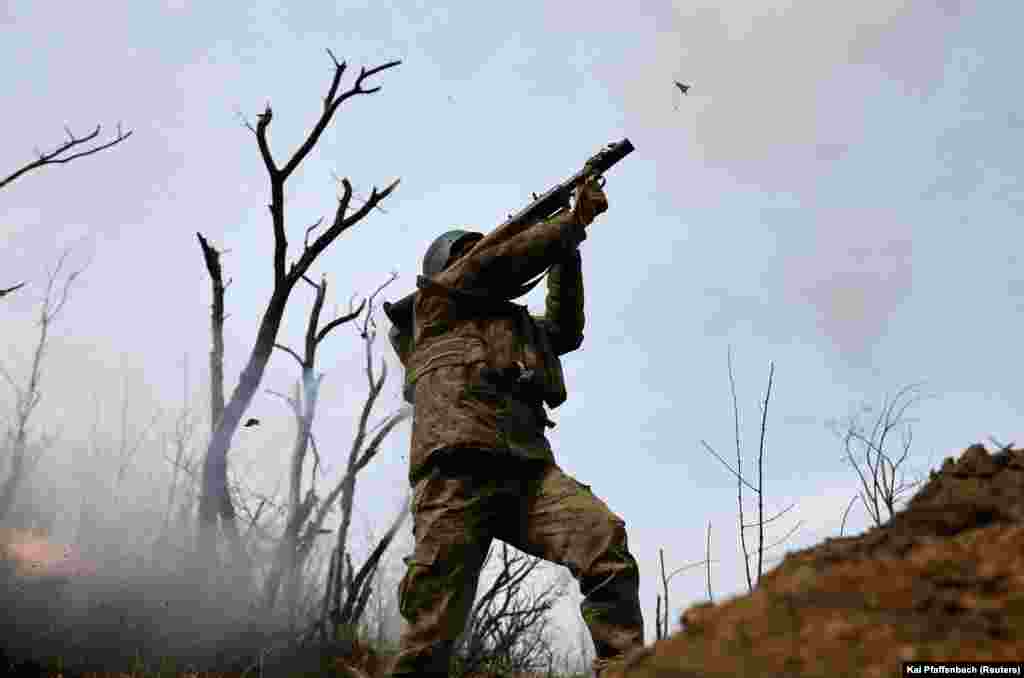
left=280, top=54, right=401, bottom=181
left=727, top=345, right=753, bottom=593
left=293, top=177, right=400, bottom=279
left=1, top=123, right=133, bottom=190
left=315, top=299, right=366, bottom=345
left=0, top=282, right=26, bottom=299
left=705, top=521, right=713, bottom=602
left=254, top=104, right=278, bottom=176
left=756, top=360, right=775, bottom=583
left=740, top=501, right=797, bottom=529
left=354, top=406, right=411, bottom=475
left=699, top=439, right=759, bottom=494
left=272, top=343, right=307, bottom=369
left=303, top=217, right=324, bottom=250
left=839, top=493, right=858, bottom=537
left=358, top=271, right=398, bottom=339
left=265, top=388, right=300, bottom=414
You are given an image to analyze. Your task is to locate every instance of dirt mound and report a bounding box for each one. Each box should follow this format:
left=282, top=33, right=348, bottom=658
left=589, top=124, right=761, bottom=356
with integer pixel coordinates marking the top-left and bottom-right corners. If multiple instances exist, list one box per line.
left=609, top=443, right=1024, bottom=678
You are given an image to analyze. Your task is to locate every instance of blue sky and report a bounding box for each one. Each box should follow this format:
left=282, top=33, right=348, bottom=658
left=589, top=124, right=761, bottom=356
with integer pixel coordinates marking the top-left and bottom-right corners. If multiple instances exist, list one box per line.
left=2, top=0, right=1022, bottom=656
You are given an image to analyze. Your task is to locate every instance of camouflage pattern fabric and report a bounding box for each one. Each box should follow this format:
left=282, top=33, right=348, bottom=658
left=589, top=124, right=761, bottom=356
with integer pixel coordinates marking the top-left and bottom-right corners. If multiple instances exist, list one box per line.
left=401, top=181, right=602, bottom=486
left=389, top=453, right=644, bottom=677
left=390, top=178, right=643, bottom=676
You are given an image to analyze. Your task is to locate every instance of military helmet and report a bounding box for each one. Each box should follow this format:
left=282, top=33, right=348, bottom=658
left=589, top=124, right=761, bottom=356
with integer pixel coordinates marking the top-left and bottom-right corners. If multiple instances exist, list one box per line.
left=422, top=229, right=483, bottom=277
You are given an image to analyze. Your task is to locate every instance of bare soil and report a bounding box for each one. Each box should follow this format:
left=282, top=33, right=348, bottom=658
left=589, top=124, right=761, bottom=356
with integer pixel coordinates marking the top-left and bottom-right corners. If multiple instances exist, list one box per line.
left=607, top=443, right=1024, bottom=678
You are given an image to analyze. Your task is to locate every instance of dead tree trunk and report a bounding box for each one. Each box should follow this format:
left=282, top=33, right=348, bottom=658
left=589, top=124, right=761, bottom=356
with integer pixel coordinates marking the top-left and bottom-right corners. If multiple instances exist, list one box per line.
left=325, top=498, right=410, bottom=641
left=260, top=271, right=368, bottom=613
left=195, top=232, right=252, bottom=592
left=0, top=250, right=84, bottom=523
left=258, top=275, right=411, bottom=635
left=193, top=50, right=400, bottom=592
left=316, top=291, right=412, bottom=638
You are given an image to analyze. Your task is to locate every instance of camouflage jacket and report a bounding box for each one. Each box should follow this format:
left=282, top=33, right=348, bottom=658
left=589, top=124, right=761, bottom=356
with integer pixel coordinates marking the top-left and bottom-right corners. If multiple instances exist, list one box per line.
left=394, top=208, right=589, bottom=485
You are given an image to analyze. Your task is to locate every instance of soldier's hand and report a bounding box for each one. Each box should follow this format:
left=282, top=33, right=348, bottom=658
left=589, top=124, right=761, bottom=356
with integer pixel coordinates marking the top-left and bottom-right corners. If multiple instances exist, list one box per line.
left=573, top=174, right=608, bottom=226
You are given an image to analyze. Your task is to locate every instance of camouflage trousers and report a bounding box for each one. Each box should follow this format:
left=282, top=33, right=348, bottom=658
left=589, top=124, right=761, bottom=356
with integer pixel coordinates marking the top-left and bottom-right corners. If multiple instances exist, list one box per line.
left=389, top=451, right=644, bottom=677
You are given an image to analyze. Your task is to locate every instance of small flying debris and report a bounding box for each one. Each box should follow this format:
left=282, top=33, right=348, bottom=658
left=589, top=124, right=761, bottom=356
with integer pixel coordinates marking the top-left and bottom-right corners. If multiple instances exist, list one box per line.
left=244, top=418, right=260, bottom=428
left=674, top=81, right=690, bottom=95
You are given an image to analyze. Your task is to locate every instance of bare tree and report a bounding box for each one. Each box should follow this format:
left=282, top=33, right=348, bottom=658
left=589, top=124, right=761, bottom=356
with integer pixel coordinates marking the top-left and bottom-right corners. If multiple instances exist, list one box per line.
left=653, top=549, right=712, bottom=641
left=323, top=499, right=409, bottom=643
left=319, top=294, right=412, bottom=639
left=357, top=514, right=404, bottom=649
left=260, top=272, right=408, bottom=626
left=194, top=232, right=254, bottom=591
left=193, top=49, right=401, bottom=583
left=699, top=351, right=802, bottom=594
left=0, top=250, right=85, bottom=523
left=1, top=124, right=131, bottom=297
left=832, top=383, right=930, bottom=530
left=154, top=354, right=201, bottom=566
left=454, top=542, right=568, bottom=677
left=654, top=352, right=800, bottom=640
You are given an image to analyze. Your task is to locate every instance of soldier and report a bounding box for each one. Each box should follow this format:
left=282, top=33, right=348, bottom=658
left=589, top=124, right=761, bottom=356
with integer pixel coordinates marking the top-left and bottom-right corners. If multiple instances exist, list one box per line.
left=387, top=174, right=644, bottom=677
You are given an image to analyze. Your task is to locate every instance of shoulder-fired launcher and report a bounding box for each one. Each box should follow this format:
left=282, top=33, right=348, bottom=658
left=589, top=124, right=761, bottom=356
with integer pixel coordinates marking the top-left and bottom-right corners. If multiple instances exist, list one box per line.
left=383, top=138, right=635, bottom=334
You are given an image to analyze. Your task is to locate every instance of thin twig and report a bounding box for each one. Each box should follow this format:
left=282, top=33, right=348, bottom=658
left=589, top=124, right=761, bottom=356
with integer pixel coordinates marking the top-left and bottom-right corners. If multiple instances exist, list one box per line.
left=839, top=494, right=858, bottom=537
left=741, top=501, right=797, bottom=529
left=699, top=440, right=759, bottom=494
left=659, top=549, right=668, bottom=639
left=741, top=520, right=805, bottom=560
left=756, top=360, right=775, bottom=585
left=728, top=345, right=752, bottom=592
left=705, top=521, right=713, bottom=602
